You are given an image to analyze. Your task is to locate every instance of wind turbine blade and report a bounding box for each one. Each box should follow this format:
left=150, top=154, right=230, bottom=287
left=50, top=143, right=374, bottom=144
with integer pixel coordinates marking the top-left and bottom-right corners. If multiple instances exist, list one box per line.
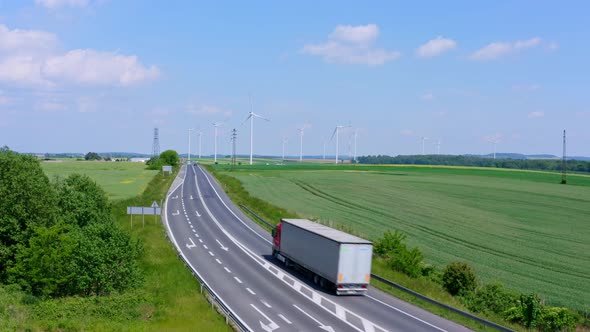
left=252, top=113, right=270, bottom=121
left=330, top=127, right=337, bottom=141
left=241, top=114, right=252, bottom=125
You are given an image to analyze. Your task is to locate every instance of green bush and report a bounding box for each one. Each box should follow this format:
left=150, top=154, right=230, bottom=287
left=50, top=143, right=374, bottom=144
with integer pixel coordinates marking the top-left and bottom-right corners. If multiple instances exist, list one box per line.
left=463, top=282, right=519, bottom=315
left=374, top=230, right=406, bottom=257
left=504, top=293, right=543, bottom=328
left=388, top=246, right=424, bottom=278
left=539, top=306, right=579, bottom=331
left=442, top=262, right=477, bottom=296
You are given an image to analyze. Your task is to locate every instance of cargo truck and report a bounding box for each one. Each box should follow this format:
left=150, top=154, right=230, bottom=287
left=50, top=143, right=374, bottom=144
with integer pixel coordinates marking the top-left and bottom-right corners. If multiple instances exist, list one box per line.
left=272, top=218, right=373, bottom=295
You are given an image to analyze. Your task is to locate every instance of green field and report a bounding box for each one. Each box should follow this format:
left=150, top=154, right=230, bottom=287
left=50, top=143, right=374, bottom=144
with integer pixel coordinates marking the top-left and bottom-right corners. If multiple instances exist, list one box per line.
left=42, top=160, right=157, bottom=200
left=216, top=163, right=590, bottom=312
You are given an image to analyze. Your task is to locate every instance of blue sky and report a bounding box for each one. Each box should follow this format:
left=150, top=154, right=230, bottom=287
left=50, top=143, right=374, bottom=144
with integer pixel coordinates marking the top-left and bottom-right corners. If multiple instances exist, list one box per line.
left=0, top=1, right=588, bottom=157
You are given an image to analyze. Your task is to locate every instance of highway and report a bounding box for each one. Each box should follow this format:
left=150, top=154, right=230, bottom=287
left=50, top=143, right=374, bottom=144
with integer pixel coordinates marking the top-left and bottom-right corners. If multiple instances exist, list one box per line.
left=164, top=164, right=472, bottom=332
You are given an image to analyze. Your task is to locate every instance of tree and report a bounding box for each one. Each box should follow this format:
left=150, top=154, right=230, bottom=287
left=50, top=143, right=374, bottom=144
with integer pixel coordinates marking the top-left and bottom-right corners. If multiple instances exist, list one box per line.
left=159, top=150, right=179, bottom=167
left=74, top=221, right=143, bottom=296
left=0, top=148, right=58, bottom=281
left=9, top=223, right=78, bottom=298
left=442, top=262, right=477, bottom=296
left=54, top=174, right=111, bottom=227
left=84, top=152, right=102, bottom=161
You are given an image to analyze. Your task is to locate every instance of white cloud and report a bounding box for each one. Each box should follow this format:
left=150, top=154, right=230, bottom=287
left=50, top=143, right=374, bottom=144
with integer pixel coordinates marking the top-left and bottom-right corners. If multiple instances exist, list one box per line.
left=42, top=49, right=159, bottom=86
left=0, top=56, right=53, bottom=86
left=0, top=24, right=159, bottom=87
left=400, top=129, right=414, bottom=136
left=470, top=37, right=542, bottom=60
left=528, top=111, right=544, bottom=118
left=330, top=24, right=379, bottom=45
left=421, top=93, right=434, bottom=101
left=416, top=36, right=457, bottom=58
left=35, top=0, right=90, bottom=9
left=302, top=24, right=400, bottom=66
left=0, top=24, right=57, bottom=54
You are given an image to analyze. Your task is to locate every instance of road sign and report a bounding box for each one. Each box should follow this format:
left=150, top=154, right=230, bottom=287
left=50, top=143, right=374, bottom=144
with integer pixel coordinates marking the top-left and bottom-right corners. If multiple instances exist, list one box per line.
left=127, top=205, right=161, bottom=228
left=151, top=201, right=159, bottom=208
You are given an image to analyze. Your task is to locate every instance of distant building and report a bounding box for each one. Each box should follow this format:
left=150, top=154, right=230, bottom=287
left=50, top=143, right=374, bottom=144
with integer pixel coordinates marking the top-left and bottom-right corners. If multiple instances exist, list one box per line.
left=130, top=157, right=150, bottom=163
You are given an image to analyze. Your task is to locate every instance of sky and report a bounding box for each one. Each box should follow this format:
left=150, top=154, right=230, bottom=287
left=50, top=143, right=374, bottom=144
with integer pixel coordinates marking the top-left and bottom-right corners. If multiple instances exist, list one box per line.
left=0, top=0, right=588, bottom=157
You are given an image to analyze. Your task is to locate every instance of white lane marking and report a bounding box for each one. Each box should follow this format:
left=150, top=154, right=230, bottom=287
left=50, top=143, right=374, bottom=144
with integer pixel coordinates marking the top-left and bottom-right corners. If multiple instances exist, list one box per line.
left=203, top=245, right=208, bottom=249
left=196, top=167, right=271, bottom=244
left=366, top=295, right=447, bottom=332
left=188, top=221, right=191, bottom=225
left=215, top=258, right=222, bottom=264
left=224, top=267, right=231, bottom=273
left=208, top=251, right=214, bottom=256
left=250, top=304, right=279, bottom=332
left=193, top=166, right=388, bottom=332
left=161, top=167, right=253, bottom=332
left=260, top=299, right=272, bottom=308
left=185, top=238, right=196, bottom=249
left=234, top=277, right=242, bottom=284
left=195, top=210, right=201, bottom=217
left=198, top=239, right=203, bottom=243
left=215, top=239, right=229, bottom=251
left=293, top=304, right=335, bottom=332
left=278, top=314, right=292, bottom=325
left=246, top=288, right=256, bottom=295
left=190, top=225, right=193, bottom=229
left=190, top=195, right=193, bottom=200
left=172, top=210, right=180, bottom=216
left=195, top=233, right=199, bottom=237
left=192, top=229, right=196, bottom=233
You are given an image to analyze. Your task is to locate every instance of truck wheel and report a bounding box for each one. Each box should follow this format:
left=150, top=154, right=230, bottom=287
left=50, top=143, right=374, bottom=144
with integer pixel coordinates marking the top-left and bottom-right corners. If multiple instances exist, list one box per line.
left=319, top=277, right=327, bottom=288
left=284, top=258, right=290, bottom=267
left=313, top=274, right=320, bottom=285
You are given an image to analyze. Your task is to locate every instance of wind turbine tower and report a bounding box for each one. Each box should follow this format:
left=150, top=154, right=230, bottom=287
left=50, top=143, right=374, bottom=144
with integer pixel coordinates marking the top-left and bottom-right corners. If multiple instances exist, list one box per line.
left=244, top=96, right=270, bottom=165
left=487, top=136, right=501, bottom=159
left=434, top=139, right=441, bottom=155
left=187, top=128, right=193, bottom=164
left=197, top=130, right=203, bottom=159
left=212, top=122, right=222, bottom=162
left=331, top=125, right=351, bottom=164
left=353, top=129, right=358, bottom=163
left=298, top=128, right=305, bottom=162
left=421, top=137, right=429, bottom=155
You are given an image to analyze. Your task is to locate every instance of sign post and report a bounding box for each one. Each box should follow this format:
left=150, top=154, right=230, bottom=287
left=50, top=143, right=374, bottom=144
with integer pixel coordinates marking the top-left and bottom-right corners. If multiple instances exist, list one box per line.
left=127, top=204, right=161, bottom=228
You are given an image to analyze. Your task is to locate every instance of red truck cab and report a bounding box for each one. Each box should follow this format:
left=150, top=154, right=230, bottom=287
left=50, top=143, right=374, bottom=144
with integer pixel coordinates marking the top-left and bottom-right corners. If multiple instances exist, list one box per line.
left=272, top=222, right=282, bottom=254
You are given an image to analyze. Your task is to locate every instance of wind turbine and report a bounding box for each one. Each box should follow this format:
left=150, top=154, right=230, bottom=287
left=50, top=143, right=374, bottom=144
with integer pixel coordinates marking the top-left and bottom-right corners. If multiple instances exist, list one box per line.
left=187, top=128, right=193, bottom=164
left=322, top=138, right=327, bottom=160
left=487, top=136, right=501, bottom=159
left=243, top=96, right=270, bottom=165
left=421, top=136, right=429, bottom=155
left=298, top=127, right=305, bottom=162
left=282, top=137, right=287, bottom=161
left=197, top=130, right=203, bottom=159
left=212, top=122, right=222, bottom=162
left=331, top=125, right=351, bottom=164
left=352, top=129, right=358, bottom=163
left=434, top=139, right=441, bottom=155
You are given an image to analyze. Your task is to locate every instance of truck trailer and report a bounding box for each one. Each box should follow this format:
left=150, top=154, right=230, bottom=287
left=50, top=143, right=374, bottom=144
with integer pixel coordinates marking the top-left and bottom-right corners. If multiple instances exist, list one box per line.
left=272, top=218, right=373, bottom=295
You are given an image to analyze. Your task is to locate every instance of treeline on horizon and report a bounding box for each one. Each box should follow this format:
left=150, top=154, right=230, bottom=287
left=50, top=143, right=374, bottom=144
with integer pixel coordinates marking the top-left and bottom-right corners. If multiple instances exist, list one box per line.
left=357, top=154, right=590, bottom=174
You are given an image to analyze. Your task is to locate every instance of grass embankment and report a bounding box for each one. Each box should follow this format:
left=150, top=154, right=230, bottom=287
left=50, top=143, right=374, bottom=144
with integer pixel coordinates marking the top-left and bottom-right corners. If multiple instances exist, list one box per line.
left=206, top=165, right=522, bottom=331
left=0, top=167, right=230, bottom=331
left=42, top=160, right=157, bottom=200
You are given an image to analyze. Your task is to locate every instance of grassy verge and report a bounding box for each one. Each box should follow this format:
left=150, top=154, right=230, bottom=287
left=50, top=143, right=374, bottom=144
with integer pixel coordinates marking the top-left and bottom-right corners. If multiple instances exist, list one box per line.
left=206, top=165, right=524, bottom=332
left=1, top=169, right=231, bottom=331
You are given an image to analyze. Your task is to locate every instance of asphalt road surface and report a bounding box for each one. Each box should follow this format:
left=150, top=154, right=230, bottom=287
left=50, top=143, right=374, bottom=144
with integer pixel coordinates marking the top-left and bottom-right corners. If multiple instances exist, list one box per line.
left=164, top=164, right=472, bottom=332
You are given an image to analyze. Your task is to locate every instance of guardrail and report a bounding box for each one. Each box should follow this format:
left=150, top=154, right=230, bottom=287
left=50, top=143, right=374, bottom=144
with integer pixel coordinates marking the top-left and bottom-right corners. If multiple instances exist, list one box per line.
left=239, top=204, right=514, bottom=332
left=370, top=274, right=513, bottom=332
left=162, top=166, right=250, bottom=332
